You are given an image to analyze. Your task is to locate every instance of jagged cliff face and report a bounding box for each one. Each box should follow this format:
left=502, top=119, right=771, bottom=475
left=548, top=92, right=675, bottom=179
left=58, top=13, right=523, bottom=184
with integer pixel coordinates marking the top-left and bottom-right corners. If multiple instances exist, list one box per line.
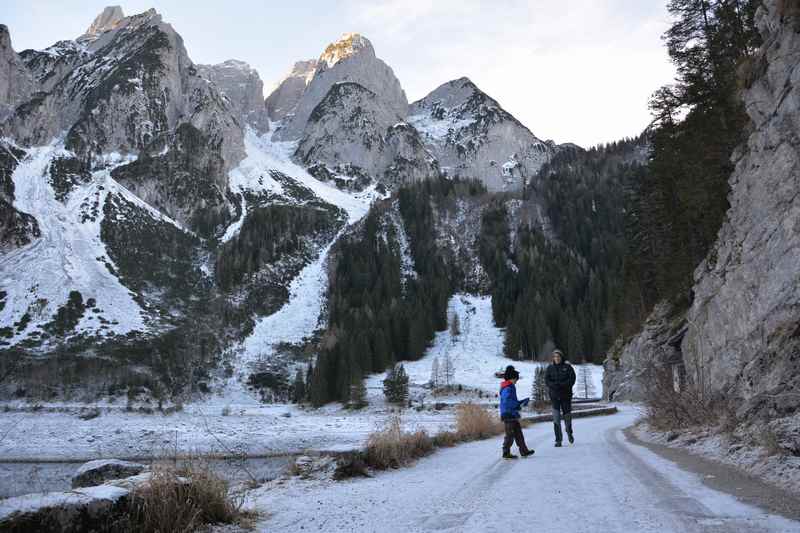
left=197, top=59, right=270, bottom=133
left=6, top=8, right=244, bottom=179
left=409, top=78, right=554, bottom=192
left=295, top=82, right=438, bottom=186
left=275, top=33, right=408, bottom=141
left=681, top=1, right=800, bottom=428
left=265, top=60, right=317, bottom=121
left=0, top=25, right=36, bottom=122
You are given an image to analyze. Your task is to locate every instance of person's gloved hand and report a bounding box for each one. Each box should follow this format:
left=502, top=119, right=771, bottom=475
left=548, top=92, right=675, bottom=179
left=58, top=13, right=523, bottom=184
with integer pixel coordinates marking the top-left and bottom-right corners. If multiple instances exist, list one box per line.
left=519, top=397, right=530, bottom=406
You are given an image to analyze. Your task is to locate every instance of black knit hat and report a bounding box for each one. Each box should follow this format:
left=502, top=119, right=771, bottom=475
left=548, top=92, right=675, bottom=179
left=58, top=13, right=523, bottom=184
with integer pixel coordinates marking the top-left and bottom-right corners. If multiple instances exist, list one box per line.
left=503, top=365, right=520, bottom=380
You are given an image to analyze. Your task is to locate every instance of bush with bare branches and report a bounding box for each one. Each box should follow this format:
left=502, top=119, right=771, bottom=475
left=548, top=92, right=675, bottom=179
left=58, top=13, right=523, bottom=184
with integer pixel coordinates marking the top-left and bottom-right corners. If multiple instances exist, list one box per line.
left=455, top=403, right=503, bottom=441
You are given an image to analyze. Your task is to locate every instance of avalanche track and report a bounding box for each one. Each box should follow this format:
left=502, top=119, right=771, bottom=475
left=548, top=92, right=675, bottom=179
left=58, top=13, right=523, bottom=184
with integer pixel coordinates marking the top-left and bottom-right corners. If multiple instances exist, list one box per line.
left=251, top=407, right=800, bottom=532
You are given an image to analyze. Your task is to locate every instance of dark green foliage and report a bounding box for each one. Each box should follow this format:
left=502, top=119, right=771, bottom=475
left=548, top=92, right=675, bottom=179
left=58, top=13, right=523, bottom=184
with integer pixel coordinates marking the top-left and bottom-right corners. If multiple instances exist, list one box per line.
left=309, top=177, right=478, bottom=404
left=482, top=141, right=644, bottom=362
left=620, top=0, right=760, bottom=335
left=48, top=156, right=91, bottom=202
left=44, top=291, right=86, bottom=338
left=291, top=368, right=306, bottom=403
left=349, top=377, right=368, bottom=409
left=216, top=204, right=342, bottom=291
left=383, top=363, right=409, bottom=405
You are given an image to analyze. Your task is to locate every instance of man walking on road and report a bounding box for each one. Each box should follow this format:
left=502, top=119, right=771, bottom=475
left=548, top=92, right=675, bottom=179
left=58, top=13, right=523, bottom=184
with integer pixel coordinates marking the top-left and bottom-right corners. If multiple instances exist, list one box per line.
left=545, top=349, right=576, bottom=447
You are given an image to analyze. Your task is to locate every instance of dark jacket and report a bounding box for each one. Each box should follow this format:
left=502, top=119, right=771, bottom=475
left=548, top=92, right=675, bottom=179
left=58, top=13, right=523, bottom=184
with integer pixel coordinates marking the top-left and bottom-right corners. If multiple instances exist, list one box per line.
left=545, top=362, right=576, bottom=400
left=499, top=380, right=522, bottom=420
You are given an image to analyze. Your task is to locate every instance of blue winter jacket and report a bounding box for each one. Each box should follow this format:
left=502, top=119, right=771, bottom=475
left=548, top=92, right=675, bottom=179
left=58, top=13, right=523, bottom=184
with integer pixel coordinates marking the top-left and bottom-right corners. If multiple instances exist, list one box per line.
left=499, top=380, right=522, bottom=420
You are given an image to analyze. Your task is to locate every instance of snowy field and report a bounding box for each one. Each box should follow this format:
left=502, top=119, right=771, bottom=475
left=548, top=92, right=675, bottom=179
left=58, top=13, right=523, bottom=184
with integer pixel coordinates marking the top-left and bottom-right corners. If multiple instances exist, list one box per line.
left=249, top=406, right=800, bottom=533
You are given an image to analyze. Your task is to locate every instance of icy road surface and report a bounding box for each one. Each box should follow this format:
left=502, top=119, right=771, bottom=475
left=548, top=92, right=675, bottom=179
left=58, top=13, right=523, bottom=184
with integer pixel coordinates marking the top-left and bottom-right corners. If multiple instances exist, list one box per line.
left=252, top=406, right=800, bottom=533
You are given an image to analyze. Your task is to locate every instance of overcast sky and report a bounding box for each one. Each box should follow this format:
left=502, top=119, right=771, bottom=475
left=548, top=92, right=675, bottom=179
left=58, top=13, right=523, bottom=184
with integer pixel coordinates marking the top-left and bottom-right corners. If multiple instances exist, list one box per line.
left=4, top=1, right=676, bottom=147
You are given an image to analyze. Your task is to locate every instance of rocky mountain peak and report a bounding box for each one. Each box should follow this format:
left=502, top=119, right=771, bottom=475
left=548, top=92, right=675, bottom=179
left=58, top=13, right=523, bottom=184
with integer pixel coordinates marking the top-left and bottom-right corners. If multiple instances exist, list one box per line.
left=197, top=59, right=270, bottom=133
left=275, top=33, right=406, bottom=140
left=0, top=24, right=36, bottom=122
left=79, top=5, right=126, bottom=42
left=265, top=59, right=318, bottom=121
left=319, top=32, right=375, bottom=69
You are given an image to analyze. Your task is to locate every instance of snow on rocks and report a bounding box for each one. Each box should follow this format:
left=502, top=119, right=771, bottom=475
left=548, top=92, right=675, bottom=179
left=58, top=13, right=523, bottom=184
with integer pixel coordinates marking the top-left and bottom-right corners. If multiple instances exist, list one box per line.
left=71, top=459, right=147, bottom=488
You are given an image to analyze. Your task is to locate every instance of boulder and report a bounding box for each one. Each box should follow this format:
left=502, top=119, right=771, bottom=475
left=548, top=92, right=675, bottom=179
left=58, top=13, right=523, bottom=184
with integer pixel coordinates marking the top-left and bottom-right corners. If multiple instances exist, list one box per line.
left=71, top=459, right=147, bottom=489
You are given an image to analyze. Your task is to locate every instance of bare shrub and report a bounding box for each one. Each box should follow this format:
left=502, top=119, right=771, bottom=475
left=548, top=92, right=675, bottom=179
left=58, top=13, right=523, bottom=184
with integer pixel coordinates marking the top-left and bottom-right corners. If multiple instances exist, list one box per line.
left=760, top=427, right=788, bottom=457
left=643, top=364, right=710, bottom=430
left=333, top=453, right=370, bottom=480
left=118, top=463, right=254, bottom=532
left=455, top=403, right=503, bottom=441
left=364, top=415, right=434, bottom=470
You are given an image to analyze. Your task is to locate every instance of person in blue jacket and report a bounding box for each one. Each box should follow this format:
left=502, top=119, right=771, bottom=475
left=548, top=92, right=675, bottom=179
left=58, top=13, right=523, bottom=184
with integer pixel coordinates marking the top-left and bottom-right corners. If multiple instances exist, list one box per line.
left=499, top=365, right=534, bottom=459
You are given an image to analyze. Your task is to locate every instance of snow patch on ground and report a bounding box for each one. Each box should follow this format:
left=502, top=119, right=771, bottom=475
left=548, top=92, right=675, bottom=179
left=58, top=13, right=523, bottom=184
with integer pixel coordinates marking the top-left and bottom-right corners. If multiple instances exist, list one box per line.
left=407, top=113, right=474, bottom=142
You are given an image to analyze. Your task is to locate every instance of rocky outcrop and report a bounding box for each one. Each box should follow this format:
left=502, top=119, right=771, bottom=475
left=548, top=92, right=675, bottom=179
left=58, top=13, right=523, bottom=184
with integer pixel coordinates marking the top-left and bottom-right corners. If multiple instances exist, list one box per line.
left=71, top=459, right=148, bottom=489
left=197, top=59, right=270, bottom=133
left=77, top=5, right=126, bottom=43
left=265, top=59, right=317, bottom=121
left=4, top=8, right=244, bottom=172
left=602, top=302, right=686, bottom=402
left=408, top=78, right=553, bottom=192
left=295, top=82, right=437, bottom=186
left=276, top=33, right=408, bottom=140
left=680, top=1, right=800, bottom=427
left=0, top=141, right=39, bottom=250
left=2, top=7, right=245, bottom=233
left=0, top=25, right=37, bottom=123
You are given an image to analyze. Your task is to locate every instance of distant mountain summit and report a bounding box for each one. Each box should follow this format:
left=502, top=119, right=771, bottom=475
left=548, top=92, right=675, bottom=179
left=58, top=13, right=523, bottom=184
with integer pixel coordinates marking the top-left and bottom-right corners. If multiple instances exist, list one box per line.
left=273, top=32, right=408, bottom=141
left=409, top=78, right=554, bottom=191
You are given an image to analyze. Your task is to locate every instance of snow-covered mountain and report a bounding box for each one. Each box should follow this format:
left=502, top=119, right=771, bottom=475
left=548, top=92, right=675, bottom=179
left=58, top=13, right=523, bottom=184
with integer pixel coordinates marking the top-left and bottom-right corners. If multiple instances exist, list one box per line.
left=0, top=6, right=572, bottom=402
left=409, top=78, right=555, bottom=191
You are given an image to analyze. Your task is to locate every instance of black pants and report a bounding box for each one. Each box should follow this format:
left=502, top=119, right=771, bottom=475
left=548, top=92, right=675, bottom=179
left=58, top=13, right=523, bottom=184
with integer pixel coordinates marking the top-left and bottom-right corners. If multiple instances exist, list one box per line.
left=502, top=419, right=529, bottom=454
left=551, top=395, right=573, bottom=443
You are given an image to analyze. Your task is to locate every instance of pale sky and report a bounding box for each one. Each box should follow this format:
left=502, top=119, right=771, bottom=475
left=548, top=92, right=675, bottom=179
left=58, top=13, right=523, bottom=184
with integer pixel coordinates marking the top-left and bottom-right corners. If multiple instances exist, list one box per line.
left=3, top=1, right=675, bottom=147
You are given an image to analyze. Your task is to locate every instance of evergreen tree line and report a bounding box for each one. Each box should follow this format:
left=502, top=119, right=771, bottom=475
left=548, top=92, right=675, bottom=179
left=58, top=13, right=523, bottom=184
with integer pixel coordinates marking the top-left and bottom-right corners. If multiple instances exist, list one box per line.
left=216, top=204, right=341, bottom=291
left=482, top=141, right=647, bottom=363
left=308, top=177, right=483, bottom=405
left=618, top=0, right=761, bottom=336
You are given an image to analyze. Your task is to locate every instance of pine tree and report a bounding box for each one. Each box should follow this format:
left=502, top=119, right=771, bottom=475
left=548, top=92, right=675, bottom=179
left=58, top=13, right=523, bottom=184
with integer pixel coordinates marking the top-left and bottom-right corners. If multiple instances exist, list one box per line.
left=292, top=368, right=306, bottom=403
left=531, top=366, right=548, bottom=409
left=349, top=378, right=368, bottom=409
left=578, top=365, right=597, bottom=399
left=441, top=353, right=455, bottom=388
left=450, top=312, right=461, bottom=341
left=383, top=363, right=409, bottom=404
left=430, top=356, right=440, bottom=390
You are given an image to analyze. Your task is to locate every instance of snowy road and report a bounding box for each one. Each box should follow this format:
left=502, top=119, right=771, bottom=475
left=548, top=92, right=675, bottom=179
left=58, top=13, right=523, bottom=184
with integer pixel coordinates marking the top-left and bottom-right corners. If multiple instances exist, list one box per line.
left=253, top=407, right=800, bottom=532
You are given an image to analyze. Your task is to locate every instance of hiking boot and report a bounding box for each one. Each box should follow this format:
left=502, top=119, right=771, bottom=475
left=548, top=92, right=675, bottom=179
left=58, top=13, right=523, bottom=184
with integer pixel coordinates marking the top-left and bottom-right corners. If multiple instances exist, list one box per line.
left=568, top=433, right=574, bottom=444
left=554, top=442, right=562, bottom=447
left=503, top=452, right=518, bottom=459
left=521, top=450, right=535, bottom=457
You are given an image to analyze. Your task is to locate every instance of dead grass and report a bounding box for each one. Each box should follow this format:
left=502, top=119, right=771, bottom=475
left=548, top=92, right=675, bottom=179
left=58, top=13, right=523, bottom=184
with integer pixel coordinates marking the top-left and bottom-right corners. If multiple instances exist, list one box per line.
left=117, top=463, right=255, bottom=532
left=364, top=415, right=435, bottom=470
left=454, top=403, right=504, bottom=441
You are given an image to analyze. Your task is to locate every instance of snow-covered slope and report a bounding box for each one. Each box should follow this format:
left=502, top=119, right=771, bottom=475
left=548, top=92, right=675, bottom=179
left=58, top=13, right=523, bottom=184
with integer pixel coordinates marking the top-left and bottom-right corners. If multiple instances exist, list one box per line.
left=0, top=140, right=149, bottom=346
left=366, top=294, right=603, bottom=399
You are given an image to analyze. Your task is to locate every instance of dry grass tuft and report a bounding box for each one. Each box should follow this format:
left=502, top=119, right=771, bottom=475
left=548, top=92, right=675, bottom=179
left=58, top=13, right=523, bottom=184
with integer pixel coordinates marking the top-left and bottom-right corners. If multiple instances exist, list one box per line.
left=364, top=415, right=434, bottom=470
left=117, top=463, right=255, bottom=532
left=455, top=403, right=504, bottom=441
